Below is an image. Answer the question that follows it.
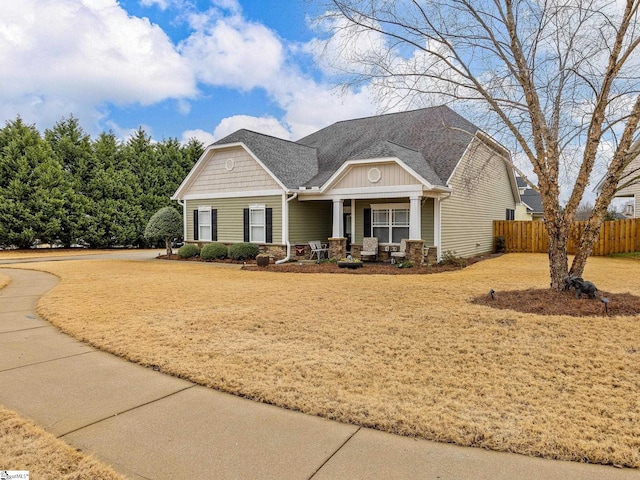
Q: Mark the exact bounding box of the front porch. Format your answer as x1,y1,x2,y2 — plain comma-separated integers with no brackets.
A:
294,194,445,264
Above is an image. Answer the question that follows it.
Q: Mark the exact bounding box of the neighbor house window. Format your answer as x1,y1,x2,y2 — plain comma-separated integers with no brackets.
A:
371,205,410,243
249,205,265,243
506,208,515,220
198,206,212,241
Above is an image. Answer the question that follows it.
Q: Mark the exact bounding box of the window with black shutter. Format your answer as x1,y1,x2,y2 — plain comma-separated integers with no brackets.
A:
193,209,199,241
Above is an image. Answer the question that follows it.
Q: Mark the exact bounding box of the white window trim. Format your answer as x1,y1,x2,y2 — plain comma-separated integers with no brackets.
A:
371,204,410,245
198,206,212,242
249,204,266,243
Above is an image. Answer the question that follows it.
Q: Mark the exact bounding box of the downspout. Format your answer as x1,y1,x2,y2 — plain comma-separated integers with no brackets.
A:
275,192,298,264
177,199,186,243
436,191,452,262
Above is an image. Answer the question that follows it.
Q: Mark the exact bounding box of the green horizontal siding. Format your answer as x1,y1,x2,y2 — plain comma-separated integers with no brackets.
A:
441,139,516,257
421,198,435,245
186,196,282,244
289,199,332,244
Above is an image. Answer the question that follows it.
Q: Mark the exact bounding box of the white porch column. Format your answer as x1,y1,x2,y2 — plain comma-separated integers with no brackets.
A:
434,196,442,261
332,198,344,238
351,199,356,242
410,196,422,239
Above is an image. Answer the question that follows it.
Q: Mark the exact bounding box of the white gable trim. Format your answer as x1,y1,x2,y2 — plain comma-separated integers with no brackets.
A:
172,142,287,200
182,189,284,200
447,133,520,204
320,157,435,193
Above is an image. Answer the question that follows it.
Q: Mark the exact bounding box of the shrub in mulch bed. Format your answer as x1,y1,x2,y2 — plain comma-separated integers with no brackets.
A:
242,260,477,275
472,288,640,317
159,252,499,274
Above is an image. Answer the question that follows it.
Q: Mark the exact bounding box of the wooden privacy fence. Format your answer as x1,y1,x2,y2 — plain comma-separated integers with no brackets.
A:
494,218,640,256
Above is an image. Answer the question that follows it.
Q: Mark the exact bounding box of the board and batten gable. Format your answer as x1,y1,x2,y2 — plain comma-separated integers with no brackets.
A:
185,196,282,244
183,146,281,197
441,137,517,257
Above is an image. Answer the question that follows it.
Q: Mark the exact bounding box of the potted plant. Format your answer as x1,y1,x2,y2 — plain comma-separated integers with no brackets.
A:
337,256,363,269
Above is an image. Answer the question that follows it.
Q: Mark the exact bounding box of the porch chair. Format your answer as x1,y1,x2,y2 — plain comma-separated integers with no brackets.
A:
390,239,407,264
309,240,329,260
360,237,379,261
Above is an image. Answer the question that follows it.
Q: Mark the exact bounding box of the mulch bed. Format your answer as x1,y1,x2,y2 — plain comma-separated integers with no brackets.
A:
472,289,640,317
158,253,500,274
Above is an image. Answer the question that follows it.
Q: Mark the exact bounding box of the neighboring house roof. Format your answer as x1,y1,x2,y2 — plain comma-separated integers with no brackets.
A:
297,105,479,187
213,129,318,189
520,188,543,214
516,176,527,189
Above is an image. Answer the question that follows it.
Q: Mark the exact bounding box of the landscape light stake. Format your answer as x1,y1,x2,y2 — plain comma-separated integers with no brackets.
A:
601,297,610,315
489,289,495,300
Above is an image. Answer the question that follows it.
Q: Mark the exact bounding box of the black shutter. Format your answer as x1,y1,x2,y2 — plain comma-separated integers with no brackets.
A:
266,208,273,243
193,209,199,241
211,209,217,242
364,208,371,237
243,208,250,242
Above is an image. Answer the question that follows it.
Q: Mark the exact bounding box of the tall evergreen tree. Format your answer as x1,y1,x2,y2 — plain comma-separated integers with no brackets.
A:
45,116,94,246
83,131,144,248
0,118,72,248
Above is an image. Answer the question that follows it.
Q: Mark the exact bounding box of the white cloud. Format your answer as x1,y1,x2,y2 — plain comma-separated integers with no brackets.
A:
181,128,216,146
213,115,292,140
140,0,169,9
179,16,284,91
176,4,377,141
0,0,196,131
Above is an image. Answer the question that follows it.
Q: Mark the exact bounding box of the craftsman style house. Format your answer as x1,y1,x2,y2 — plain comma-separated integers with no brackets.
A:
172,106,519,263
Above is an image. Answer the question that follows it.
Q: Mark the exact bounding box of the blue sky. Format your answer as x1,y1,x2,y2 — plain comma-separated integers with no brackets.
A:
0,0,378,145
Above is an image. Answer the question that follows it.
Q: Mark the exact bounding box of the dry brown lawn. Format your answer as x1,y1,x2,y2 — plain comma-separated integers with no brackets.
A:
0,249,146,260
0,404,124,479
0,273,9,289
10,253,640,468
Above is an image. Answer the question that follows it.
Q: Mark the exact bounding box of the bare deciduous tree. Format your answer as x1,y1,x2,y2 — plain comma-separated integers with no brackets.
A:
315,0,640,289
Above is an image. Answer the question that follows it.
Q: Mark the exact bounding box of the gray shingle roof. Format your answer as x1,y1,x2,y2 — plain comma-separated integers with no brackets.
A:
214,129,318,188
212,106,483,189
520,189,543,213
297,105,478,187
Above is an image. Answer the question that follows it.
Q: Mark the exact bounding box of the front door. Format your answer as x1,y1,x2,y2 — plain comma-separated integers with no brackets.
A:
343,213,352,253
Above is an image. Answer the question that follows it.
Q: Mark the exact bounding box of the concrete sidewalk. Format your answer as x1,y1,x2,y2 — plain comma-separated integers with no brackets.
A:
0,265,638,479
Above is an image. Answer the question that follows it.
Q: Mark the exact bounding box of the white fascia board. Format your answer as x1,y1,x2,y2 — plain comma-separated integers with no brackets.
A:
446,132,519,204
172,142,289,200
300,185,424,201
447,130,511,184
319,157,435,193
593,174,606,193
183,190,284,201
299,184,452,201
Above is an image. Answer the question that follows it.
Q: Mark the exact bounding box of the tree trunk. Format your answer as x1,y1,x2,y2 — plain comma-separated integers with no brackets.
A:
570,203,608,277
165,238,172,256
548,234,569,290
